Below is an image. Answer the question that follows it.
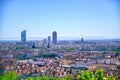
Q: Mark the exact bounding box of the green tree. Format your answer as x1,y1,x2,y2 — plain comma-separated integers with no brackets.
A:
0,71,19,80
106,76,115,80
94,69,104,80
77,69,115,80
0,70,116,80
117,46,120,52
42,53,57,58
61,76,74,80
77,70,94,80
35,76,41,80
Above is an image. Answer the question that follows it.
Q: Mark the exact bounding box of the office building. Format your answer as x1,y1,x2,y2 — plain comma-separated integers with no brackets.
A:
81,37,84,42
81,34,84,42
48,36,51,47
21,30,26,42
52,31,57,45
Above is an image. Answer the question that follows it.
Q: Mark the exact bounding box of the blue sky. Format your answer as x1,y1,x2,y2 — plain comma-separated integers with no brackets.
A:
0,0,120,40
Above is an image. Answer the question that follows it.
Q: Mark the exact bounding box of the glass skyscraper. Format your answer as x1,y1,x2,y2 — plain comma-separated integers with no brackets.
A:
52,31,57,45
48,36,51,45
21,30,26,42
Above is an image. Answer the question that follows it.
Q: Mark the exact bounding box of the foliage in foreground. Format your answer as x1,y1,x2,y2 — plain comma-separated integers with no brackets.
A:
0,71,19,80
0,69,116,80
77,69,115,80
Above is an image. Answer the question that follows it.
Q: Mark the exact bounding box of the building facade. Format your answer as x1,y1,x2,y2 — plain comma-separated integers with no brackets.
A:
48,36,51,45
52,31,57,45
21,30,26,42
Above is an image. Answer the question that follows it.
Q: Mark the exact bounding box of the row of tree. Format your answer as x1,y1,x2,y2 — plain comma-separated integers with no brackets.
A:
0,69,116,80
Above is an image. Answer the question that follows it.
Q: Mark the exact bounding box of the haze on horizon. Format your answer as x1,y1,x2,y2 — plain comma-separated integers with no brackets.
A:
0,0,120,40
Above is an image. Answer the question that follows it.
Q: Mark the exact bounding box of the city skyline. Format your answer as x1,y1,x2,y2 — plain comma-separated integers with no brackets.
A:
0,0,120,40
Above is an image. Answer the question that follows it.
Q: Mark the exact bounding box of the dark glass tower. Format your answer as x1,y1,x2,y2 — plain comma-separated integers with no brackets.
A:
21,30,26,42
48,36,51,45
47,36,51,48
81,37,84,42
52,31,57,45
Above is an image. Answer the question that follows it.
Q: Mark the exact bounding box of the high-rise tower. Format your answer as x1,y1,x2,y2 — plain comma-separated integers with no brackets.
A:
48,36,51,45
52,31,57,45
47,36,51,48
21,30,26,42
81,34,84,42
